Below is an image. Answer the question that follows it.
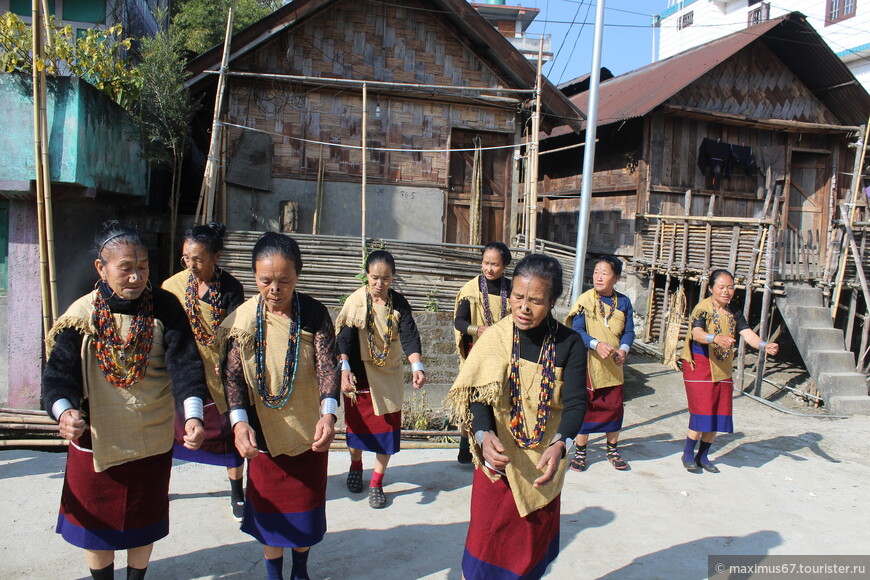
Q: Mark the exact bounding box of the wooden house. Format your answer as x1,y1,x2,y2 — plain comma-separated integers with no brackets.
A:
184,0,581,246
535,13,870,412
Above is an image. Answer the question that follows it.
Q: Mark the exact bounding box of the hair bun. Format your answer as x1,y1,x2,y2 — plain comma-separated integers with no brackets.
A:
206,221,226,239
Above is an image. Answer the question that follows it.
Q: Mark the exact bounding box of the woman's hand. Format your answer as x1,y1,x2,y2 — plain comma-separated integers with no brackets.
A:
477,325,489,336
482,432,510,471
534,441,565,487
713,335,736,350
340,370,357,394
612,349,628,366
595,342,615,359
412,370,426,390
312,414,336,452
183,418,205,450
233,421,259,459
764,342,779,356
58,409,86,441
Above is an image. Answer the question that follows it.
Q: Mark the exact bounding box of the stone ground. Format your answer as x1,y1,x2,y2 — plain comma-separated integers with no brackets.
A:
2,353,869,579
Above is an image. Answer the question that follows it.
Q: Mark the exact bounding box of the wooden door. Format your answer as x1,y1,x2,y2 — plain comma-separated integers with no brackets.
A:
446,129,512,245
784,151,829,279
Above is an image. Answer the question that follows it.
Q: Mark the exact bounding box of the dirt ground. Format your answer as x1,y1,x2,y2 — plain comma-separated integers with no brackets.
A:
2,353,869,579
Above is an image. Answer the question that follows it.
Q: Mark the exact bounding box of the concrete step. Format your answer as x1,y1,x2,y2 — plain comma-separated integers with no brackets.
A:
817,372,868,400
828,396,870,416
785,305,832,328
783,283,824,307
795,327,845,354
806,350,857,377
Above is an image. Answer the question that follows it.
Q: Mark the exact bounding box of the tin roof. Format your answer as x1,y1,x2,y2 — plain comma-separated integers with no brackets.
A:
549,12,869,138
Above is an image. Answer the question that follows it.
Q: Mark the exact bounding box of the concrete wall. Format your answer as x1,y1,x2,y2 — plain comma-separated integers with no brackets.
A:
0,75,148,197
227,180,445,243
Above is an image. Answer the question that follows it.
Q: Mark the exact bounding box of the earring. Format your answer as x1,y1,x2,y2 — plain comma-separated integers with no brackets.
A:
145,280,153,292
180,256,187,269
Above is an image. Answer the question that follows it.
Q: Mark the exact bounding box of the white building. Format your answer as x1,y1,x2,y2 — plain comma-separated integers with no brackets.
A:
655,0,870,91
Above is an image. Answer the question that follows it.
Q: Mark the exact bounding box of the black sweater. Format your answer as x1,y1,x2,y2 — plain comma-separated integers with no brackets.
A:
470,317,588,442
454,276,512,334
42,284,209,421
337,289,423,368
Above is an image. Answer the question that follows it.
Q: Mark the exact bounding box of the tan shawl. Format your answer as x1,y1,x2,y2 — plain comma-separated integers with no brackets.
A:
680,297,735,382
46,292,174,473
564,289,625,389
162,270,227,413
335,286,405,416
447,315,567,518
453,275,510,363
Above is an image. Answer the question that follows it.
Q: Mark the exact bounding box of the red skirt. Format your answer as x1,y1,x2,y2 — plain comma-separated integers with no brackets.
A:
56,430,172,550
462,467,560,580
344,389,401,455
241,449,328,548
172,399,243,468
683,351,734,433
579,382,624,434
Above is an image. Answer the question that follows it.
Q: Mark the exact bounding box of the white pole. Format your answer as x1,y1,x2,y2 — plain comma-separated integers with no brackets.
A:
361,83,367,259
570,0,606,303
528,36,544,252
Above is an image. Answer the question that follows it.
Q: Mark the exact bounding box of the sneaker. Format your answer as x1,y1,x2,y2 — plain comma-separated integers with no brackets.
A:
346,469,363,493
231,500,245,522
368,485,386,509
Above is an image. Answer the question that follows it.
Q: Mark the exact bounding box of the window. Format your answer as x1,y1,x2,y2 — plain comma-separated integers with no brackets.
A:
748,2,770,26
63,0,106,24
679,10,694,30
747,0,762,5
827,0,857,25
10,0,55,17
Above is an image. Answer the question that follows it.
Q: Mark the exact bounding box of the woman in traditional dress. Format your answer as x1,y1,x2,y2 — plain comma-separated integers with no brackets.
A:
564,255,634,471
453,241,512,464
448,253,587,580
162,221,247,519
42,221,208,580
680,269,778,472
222,232,339,580
335,249,426,509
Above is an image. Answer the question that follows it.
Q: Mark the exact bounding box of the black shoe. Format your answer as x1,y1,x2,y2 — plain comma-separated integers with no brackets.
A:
682,457,701,472
457,447,472,464
368,485,386,509
231,500,245,522
347,469,363,493
697,460,720,473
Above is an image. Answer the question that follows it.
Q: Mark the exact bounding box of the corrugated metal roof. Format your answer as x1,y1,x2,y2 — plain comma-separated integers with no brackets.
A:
549,12,869,139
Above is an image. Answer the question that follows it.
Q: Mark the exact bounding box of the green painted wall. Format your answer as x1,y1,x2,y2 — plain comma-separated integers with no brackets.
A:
0,74,148,197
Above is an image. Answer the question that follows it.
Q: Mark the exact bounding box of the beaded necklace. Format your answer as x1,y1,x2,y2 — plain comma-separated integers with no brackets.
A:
710,303,737,360
91,286,155,389
479,275,509,326
366,288,395,367
595,289,619,328
254,292,301,409
507,319,557,448
183,270,223,346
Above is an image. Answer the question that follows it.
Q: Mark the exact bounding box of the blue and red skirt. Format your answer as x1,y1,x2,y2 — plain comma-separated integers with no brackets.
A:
462,467,560,580
579,381,624,434
344,387,401,455
241,449,328,548
56,430,172,551
683,348,734,433
172,399,243,468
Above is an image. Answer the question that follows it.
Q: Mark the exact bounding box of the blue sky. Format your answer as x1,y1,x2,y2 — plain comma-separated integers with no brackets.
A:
520,0,671,84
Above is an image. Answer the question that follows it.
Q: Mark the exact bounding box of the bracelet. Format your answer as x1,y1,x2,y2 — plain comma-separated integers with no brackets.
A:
758,341,768,349
320,398,338,416
51,398,75,423
340,359,351,372
229,409,249,427
183,397,204,422
411,361,425,373
467,324,479,336
706,333,716,344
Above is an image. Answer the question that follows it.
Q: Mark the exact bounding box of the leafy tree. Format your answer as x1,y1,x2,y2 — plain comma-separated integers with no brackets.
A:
0,12,140,108
172,0,281,54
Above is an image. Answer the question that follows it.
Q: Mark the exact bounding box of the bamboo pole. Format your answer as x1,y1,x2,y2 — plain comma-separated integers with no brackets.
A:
753,177,783,396
361,83,367,259
639,213,772,225
38,0,58,324
699,194,717,298
200,5,234,224
527,37,543,251
312,145,324,234
0,439,68,448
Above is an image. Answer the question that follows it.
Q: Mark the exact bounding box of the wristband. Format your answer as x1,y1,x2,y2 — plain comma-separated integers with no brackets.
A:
51,398,74,423
229,409,249,427
474,430,492,445
340,359,351,372
411,361,425,373
320,397,338,416
706,333,716,344
758,341,768,349
183,397,204,422
467,324,479,336
590,339,600,349
619,344,631,354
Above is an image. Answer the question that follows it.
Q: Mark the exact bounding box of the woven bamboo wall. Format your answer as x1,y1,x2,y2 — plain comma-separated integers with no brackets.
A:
225,0,518,187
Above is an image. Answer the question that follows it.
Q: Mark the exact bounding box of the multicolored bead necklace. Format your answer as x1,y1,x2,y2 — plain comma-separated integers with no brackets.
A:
595,289,619,328
507,319,557,448
366,289,395,367
479,275,509,326
710,304,737,360
91,286,155,388
254,292,301,409
183,270,223,346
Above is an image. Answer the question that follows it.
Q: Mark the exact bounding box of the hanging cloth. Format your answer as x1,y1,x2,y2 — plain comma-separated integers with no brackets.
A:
469,135,483,246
